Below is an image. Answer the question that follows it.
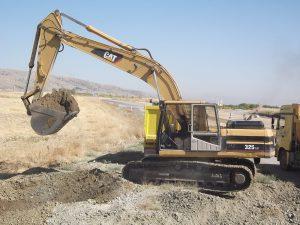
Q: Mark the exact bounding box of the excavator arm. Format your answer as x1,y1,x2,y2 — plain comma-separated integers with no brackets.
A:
21,10,182,135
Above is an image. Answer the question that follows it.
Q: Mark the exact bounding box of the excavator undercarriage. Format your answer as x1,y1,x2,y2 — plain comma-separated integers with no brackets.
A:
123,158,253,192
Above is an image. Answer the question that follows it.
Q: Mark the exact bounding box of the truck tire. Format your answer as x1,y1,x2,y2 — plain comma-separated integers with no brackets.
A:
279,150,291,170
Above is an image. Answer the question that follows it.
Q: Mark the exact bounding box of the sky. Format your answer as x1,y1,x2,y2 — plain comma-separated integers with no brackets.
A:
1,0,300,105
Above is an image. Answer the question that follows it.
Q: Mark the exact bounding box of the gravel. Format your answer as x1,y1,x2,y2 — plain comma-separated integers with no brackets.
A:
0,160,299,225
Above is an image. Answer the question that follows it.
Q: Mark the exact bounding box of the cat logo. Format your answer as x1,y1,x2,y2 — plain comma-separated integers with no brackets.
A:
91,48,122,63
103,51,118,62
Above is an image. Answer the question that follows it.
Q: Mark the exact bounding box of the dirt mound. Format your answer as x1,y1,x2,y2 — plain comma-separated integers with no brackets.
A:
0,168,125,225
46,173,300,225
35,89,79,113
93,151,144,164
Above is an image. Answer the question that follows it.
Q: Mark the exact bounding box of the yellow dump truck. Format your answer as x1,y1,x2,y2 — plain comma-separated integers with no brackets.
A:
273,104,300,170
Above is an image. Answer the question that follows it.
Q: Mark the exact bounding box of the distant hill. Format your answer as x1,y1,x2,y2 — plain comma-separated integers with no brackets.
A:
0,69,150,97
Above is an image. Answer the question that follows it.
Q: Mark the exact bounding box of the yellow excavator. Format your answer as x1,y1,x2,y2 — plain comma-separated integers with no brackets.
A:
21,10,274,192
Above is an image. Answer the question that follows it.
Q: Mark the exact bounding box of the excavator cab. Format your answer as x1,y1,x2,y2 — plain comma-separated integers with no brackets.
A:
156,101,221,152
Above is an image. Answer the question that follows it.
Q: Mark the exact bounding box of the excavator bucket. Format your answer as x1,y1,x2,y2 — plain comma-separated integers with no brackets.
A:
29,90,80,135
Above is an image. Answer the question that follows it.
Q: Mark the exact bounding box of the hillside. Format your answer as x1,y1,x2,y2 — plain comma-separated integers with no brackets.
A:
0,69,149,97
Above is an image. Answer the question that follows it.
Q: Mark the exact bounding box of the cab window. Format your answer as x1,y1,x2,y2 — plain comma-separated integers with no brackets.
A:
193,105,218,133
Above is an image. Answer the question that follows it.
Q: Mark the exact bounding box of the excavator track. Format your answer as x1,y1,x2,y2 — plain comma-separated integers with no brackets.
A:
122,159,253,192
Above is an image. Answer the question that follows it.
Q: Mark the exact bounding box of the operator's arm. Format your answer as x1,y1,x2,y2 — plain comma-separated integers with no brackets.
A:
21,10,185,135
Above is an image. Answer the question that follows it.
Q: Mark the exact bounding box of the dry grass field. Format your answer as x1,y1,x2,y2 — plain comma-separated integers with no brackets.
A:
0,92,143,173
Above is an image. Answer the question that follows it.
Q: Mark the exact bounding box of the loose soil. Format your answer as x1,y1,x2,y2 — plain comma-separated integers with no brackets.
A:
0,167,127,225
35,89,80,113
0,152,299,225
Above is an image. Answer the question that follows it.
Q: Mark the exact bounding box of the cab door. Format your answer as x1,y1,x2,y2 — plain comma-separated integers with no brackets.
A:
190,104,221,151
